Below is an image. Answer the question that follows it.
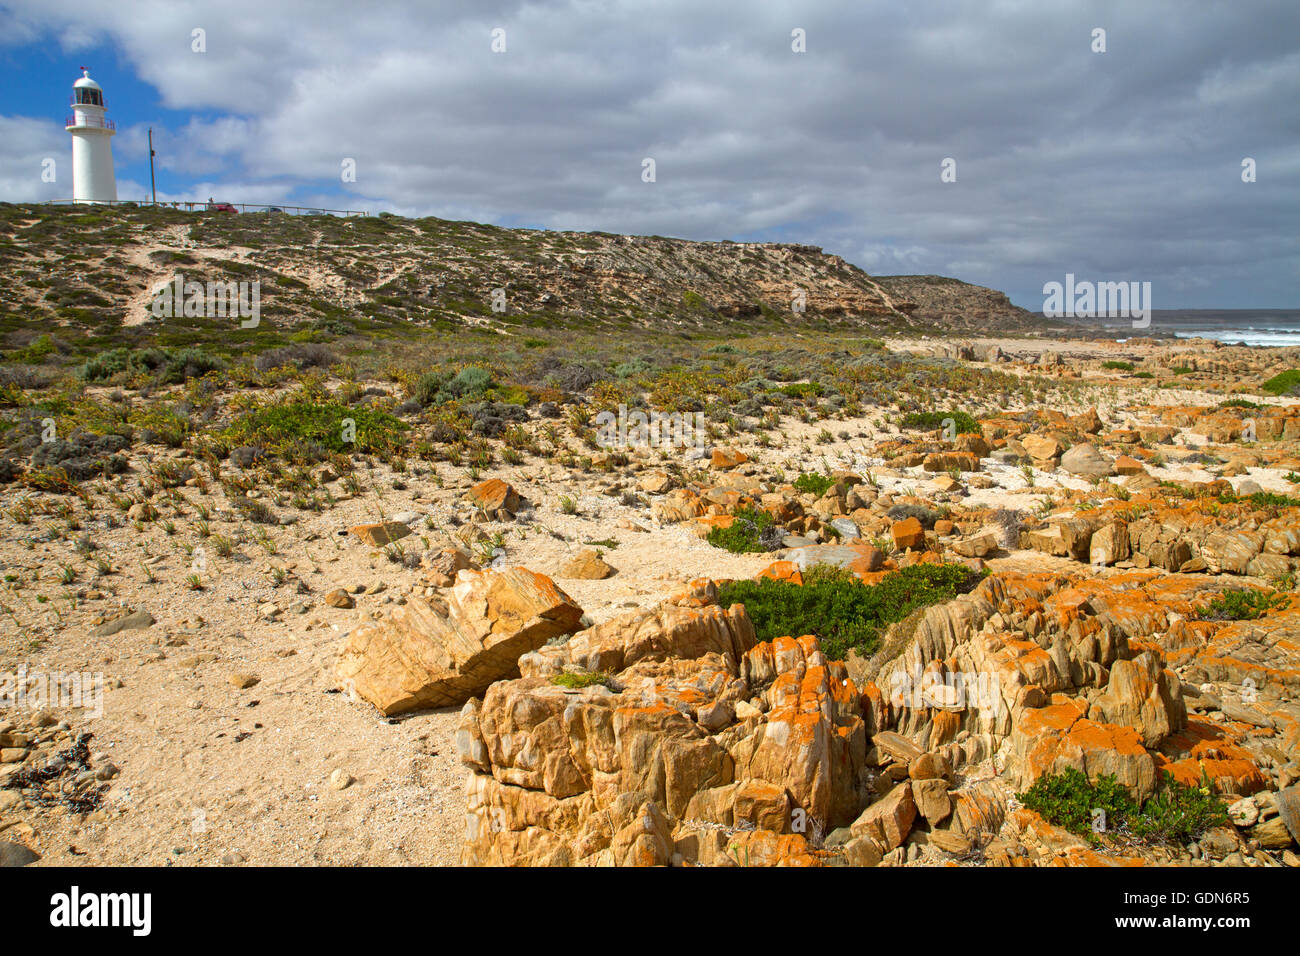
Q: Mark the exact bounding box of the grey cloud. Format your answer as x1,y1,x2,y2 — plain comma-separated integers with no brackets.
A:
3,0,1297,307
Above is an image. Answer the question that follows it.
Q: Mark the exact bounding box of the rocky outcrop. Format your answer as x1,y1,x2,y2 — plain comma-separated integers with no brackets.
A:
458,583,871,865
336,567,584,715
1015,498,1300,578
454,561,1299,866
1059,442,1115,479
465,478,521,519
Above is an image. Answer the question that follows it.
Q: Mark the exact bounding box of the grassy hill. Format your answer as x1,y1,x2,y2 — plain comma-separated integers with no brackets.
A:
0,203,1048,372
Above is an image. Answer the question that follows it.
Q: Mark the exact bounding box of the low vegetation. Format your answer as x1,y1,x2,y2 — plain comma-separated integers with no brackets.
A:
220,399,407,460
898,410,979,434
1199,587,1289,621
1018,768,1228,846
1261,369,1300,396
706,507,778,554
550,671,614,690
716,563,984,660
792,472,834,497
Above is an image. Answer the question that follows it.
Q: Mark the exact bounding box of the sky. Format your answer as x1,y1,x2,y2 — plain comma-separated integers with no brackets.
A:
1,0,1296,310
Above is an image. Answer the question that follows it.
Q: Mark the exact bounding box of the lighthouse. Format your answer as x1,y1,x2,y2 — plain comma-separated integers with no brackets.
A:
66,68,117,204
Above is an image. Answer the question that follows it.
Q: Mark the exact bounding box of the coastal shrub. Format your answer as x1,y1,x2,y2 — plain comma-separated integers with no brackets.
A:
79,348,135,381
5,334,58,364
464,400,528,437
29,433,129,481
1019,768,1227,845
411,369,452,406
1199,587,1288,621
550,671,614,690
538,359,606,392
411,365,495,406
613,358,653,378
793,472,834,497
220,400,406,458
253,343,337,372
1018,768,1137,840
1102,360,1135,371
777,382,824,399
449,365,493,397
147,347,225,384
898,410,979,434
81,346,226,384
1261,369,1300,396
706,507,776,554
1216,491,1300,515
0,365,52,390
716,562,983,660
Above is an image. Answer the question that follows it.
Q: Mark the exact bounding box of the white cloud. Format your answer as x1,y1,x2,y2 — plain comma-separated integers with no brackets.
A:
0,116,69,202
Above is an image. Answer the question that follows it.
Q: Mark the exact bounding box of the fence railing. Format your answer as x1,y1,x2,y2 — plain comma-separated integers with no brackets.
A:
65,114,115,130
45,199,368,217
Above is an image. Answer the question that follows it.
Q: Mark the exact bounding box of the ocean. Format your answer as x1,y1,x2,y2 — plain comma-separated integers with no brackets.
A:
1060,310,1300,347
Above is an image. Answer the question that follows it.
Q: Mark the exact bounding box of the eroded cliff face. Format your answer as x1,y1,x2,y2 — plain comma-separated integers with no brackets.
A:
0,202,1047,335
873,274,1047,333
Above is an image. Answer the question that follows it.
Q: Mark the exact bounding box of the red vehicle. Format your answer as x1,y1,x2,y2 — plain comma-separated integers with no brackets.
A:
207,202,238,213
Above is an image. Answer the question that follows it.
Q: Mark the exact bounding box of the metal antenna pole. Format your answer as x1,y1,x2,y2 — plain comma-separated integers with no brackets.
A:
148,128,157,204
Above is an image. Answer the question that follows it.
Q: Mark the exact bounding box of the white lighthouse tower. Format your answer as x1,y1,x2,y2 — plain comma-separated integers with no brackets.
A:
66,68,117,204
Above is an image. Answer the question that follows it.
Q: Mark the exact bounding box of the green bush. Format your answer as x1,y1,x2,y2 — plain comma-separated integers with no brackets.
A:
706,507,775,554
220,400,406,458
716,562,983,660
79,348,132,380
411,365,495,406
411,369,451,406
1018,767,1136,839
1199,587,1288,621
550,671,613,689
1242,491,1300,509
793,472,834,497
1018,768,1227,845
1261,369,1300,396
5,334,57,364
777,382,824,399
1102,360,1135,371
613,358,652,378
449,365,493,396
899,410,979,434
80,346,226,384
1127,776,1230,844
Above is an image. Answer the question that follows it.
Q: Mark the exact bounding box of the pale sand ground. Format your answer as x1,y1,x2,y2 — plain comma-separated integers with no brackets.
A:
0,461,772,866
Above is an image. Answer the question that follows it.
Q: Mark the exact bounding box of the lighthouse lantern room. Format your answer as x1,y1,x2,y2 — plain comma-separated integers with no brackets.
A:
66,68,117,204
